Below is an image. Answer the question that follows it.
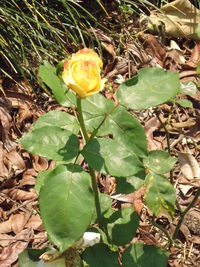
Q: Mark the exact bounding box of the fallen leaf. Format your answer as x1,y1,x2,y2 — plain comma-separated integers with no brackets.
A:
179,184,193,197
32,155,48,172
178,152,200,180
0,228,32,267
2,188,37,201
25,214,43,231
148,0,200,40
11,214,25,235
138,32,166,67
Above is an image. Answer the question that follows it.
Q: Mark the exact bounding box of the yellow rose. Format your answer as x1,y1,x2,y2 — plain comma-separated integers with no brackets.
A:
62,48,105,98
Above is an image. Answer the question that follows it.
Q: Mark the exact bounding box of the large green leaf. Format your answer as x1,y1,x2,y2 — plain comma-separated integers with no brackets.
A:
32,110,79,135
82,93,115,135
39,61,76,107
145,173,176,216
115,171,145,194
143,150,177,175
82,138,143,177
122,243,168,267
34,170,51,195
19,126,79,162
39,164,95,253
117,67,179,110
83,97,148,158
107,207,139,246
82,243,120,267
19,249,66,267
109,105,147,158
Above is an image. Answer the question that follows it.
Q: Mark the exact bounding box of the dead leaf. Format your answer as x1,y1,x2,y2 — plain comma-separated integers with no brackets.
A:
144,116,161,150
186,42,200,68
0,214,25,234
178,152,200,180
25,214,43,231
184,208,200,235
0,144,8,180
32,155,48,172
138,32,166,67
179,184,193,197
0,228,32,267
2,188,37,201
148,0,200,40
10,214,25,234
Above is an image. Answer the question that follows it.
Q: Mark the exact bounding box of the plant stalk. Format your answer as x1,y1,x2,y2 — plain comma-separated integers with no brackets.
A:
155,111,173,183
152,215,174,248
76,97,103,229
173,187,200,240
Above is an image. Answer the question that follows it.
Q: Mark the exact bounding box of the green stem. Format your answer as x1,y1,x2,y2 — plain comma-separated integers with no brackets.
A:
173,187,200,240
155,111,173,184
77,97,89,143
152,215,174,248
76,97,103,229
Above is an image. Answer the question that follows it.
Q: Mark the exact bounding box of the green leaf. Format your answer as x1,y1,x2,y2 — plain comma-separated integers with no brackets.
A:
39,61,76,107
82,243,120,267
32,110,79,135
34,170,51,195
82,138,143,177
143,150,177,174
109,105,148,158
39,164,95,253
145,173,176,216
115,171,145,194
107,207,139,246
19,126,79,162
197,61,200,75
82,93,115,135
117,67,179,110
176,99,193,108
122,243,168,267
19,248,66,267
179,81,197,96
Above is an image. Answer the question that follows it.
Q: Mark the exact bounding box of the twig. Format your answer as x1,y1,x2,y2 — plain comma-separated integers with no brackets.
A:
155,111,173,183
173,187,200,240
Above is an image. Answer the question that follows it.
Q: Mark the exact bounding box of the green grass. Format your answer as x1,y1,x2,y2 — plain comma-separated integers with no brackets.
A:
0,0,107,83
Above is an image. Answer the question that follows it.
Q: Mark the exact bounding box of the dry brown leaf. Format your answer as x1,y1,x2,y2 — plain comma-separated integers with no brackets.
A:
148,0,200,40
0,219,12,234
0,144,8,180
10,214,25,235
144,116,161,150
0,214,25,234
179,184,194,197
0,228,32,267
25,214,43,231
4,151,26,178
2,188,37,201
178,152,200,180
186,42,200,68
32,155,48,172
0,233,13,247
0,105,12,143
138,33,166,67
184,208,200,235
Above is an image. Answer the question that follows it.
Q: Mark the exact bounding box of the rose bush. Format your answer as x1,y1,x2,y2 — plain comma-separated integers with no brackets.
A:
62,48,105,98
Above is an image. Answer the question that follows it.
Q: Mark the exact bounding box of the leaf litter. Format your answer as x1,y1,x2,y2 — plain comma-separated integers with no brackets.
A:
0,1,200,266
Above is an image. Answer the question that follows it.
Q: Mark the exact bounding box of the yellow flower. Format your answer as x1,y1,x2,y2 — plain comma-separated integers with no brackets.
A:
62,48,105,98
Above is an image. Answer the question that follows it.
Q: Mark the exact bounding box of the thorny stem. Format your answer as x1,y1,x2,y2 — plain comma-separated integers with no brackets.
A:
173,187,200,240
76,97,103,229
155,111,173,184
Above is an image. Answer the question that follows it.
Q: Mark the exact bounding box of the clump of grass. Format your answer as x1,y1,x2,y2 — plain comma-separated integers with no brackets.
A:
0,0,106,83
